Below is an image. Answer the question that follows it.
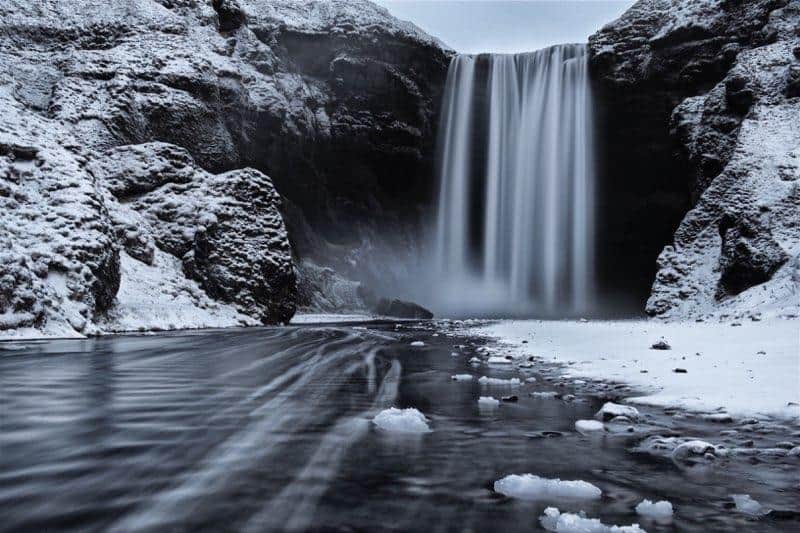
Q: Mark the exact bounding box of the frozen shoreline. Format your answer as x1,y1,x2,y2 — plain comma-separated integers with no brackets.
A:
471,319,800,422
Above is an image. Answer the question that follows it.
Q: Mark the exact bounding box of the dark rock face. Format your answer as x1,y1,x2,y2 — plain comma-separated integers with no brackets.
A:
590,0,800,318
1,0,449,334
717,214,788,298
91,144,296,325
373,298,434,320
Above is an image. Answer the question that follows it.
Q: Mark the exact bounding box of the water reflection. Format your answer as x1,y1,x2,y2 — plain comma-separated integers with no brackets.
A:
0,325,797,532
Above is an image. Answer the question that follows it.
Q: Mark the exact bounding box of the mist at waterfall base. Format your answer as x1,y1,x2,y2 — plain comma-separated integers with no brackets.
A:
403,45,599,319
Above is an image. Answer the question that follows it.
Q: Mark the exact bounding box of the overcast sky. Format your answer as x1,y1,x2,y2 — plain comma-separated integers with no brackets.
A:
373,0,636,54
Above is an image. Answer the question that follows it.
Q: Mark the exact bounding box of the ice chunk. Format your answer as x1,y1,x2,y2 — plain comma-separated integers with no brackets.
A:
493,474,601,501
595,402,639,422
451,374,473,381
540,507,645,532
469,357,482,365
410,341,425,347
479,376,521,386
575,420,605,434
372,408,431,433
487,356,513,364
731,494,769,516
478,396,500,407
635,499,674,518
530,391,558,398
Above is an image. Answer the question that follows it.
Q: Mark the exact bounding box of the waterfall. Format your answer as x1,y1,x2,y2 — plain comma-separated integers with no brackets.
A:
433,44,595,316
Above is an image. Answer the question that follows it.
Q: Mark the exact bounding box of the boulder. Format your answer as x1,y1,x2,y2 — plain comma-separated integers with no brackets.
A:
373,298,434,319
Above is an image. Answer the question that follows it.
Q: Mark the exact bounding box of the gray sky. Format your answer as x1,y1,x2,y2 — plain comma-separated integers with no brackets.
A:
373,1,636,54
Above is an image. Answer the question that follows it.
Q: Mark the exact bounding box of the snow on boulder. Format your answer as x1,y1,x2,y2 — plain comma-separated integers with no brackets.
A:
731,494,769,516
493,474,602,501
635,499,674,518
451,374,473,381
479,376,521,386
540,507,645,533
575,420,605,434
671,440,717,462
372,408,431,433
478,396,500,407
595,402,640,422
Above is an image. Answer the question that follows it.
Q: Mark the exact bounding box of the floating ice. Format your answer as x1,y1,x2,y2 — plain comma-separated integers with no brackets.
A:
530,391,558,398
478,396,500,407
635,499,674,518
575,420,605,434
410,341,425,347
451,374,473,381
493,474,601,501
479,376,521,386
372,408,431,433
469,357,482,365
731,494,769,516
540,507,645,533
595,402,639,422
487,356,513,364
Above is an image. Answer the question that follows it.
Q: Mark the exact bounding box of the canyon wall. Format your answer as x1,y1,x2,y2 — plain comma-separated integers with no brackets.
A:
0,0,449,336
590,0,800,319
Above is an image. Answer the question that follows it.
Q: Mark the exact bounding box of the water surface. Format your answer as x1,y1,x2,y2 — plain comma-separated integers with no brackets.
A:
1,322,797,532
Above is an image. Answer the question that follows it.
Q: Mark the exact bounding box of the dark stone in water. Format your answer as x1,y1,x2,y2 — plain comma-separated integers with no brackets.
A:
651,339,671,350
373,298,434,319
525,431,564,439
674,368,688,373
501,395,518,403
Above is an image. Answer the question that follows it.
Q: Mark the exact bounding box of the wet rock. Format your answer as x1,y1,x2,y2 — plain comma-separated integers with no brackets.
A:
650,339,671,350
373,298,434,319
596,402,640,422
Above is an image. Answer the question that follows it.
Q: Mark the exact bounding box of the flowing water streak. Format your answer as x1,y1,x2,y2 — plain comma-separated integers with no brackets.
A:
434,45,595,315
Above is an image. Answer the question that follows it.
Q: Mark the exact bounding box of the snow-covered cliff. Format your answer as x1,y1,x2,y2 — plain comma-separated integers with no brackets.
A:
590,0,800,320
0,0,449,338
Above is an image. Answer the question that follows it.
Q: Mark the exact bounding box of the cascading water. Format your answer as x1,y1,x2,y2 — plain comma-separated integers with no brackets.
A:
433,44,595,316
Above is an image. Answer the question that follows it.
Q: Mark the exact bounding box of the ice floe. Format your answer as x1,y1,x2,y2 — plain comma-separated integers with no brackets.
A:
372,408,431,433
478,396,500,407
410,341,425,347
479,376,521,386
635,499,674,518
731,494,769,516
451,374,473,381
487,356,513,364
539,507,645,532
575,420,605,434
493,474,601,501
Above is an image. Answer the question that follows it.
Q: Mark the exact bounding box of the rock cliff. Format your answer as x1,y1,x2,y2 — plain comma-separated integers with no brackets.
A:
590,0,800,319
0,0,449,337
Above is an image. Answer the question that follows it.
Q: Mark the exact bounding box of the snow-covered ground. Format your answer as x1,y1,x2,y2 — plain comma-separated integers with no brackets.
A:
472,319,799,421
289,313,379,324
